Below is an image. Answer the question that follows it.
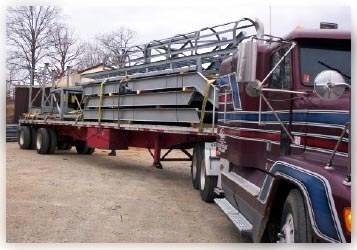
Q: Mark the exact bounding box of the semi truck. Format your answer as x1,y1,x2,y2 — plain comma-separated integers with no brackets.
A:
17,17,351,243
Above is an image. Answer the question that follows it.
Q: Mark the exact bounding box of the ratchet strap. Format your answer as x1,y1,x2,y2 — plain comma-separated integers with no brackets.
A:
199,79,215,131
98,78,109,126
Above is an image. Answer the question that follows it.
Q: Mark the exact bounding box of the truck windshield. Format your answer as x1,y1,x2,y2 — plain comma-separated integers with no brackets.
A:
299,39,351,86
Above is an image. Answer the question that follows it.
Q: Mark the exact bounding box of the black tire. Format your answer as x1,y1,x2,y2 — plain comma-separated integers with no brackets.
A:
57,141,67,150
75,140,88,154
18,126,31,149
47,128,57,154
199,153,217,202
75,140,94,155
36,128,50,154
86,147,95,155
30,127,37,149
278,189,311,243
57,141,72,150
191,143,203,190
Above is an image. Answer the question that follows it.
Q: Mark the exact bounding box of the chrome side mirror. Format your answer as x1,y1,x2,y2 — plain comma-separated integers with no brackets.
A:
237,39,258,83
314,70,349,100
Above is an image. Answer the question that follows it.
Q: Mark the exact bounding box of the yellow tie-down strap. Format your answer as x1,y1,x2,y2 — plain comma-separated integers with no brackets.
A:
117,76,130,127
199,79,215,131
23,112,38,120
98,78,109,126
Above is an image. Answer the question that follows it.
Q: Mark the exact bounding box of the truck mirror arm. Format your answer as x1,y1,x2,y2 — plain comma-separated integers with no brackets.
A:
325,122,350,171
260,93,296,144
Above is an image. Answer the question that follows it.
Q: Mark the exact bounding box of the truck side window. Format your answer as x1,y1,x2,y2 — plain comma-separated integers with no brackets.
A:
270,48,292,90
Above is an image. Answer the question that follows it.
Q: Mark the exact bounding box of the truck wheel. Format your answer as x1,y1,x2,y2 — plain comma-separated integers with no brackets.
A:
47,129,57,154
86,147,95,155
75,141,94,154
57,142,72,150
75,140,88,154
278,189,310,243
199,155,217,202
30,127,37,149
36,128,50,154
191,143,203,190
18,126,31,149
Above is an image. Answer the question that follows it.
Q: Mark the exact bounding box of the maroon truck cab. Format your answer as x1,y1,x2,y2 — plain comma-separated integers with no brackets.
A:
216,28,351,242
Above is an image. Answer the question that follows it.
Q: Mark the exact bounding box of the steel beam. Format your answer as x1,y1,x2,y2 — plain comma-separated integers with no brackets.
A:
82,72,217,107
83,108,200,123
86,91,195,108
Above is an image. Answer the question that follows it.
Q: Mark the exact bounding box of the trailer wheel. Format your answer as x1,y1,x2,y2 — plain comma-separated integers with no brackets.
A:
57,142,72,150
199,154,217,202
86,147,95,155
75,140,88,154
278,189,310,243
191,143,203,190
30,127,37,149
36,128,50,154
18,126,31,149
47,129,57,154
75,141,94,154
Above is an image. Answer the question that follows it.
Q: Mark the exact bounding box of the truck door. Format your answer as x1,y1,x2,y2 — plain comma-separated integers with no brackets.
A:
263,45,295,162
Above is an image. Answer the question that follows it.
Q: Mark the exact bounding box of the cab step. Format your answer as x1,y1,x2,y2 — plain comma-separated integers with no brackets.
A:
214,198,252,234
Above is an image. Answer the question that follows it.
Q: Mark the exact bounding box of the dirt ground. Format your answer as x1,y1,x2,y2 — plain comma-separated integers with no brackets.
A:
6,142,250,243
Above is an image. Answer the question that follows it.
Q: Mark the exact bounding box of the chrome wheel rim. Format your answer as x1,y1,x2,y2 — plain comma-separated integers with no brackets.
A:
278,213,294,243
192,152,197,178
200,159,205,190
19,130,24,145
36,133,42,150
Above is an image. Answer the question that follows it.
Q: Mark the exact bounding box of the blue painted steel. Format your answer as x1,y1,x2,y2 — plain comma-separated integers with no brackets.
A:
217,112,349,125
268,162,344,242
229,73,242,110
219,73,242,110
218,75,230,86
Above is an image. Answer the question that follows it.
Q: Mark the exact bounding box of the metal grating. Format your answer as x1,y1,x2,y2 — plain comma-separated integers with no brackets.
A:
214,198,253,233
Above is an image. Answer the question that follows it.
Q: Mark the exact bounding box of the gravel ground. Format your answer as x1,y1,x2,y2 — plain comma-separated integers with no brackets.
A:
6,142,250,243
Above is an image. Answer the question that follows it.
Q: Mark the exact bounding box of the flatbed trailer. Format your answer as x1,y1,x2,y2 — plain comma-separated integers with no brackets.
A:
18,119,216,168
16,17,351,243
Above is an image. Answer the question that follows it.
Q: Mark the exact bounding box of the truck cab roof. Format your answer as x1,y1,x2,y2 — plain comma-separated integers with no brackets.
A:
284,29,351,41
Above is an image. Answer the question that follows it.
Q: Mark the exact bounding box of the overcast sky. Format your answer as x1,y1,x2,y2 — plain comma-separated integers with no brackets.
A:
61,4,351,44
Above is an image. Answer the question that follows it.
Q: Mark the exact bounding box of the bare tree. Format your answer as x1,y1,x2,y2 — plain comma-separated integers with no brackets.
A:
49,23,82,80
6,63,19,100
96,27,136,68
75,41,105,71
6,6,61,86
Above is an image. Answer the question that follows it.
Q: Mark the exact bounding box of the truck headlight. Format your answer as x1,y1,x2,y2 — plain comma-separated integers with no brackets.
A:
343,207,351,233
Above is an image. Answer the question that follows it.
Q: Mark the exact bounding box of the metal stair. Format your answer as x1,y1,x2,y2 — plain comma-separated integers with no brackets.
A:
81,18,258,80
214,198,253,235
28,18,263,125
